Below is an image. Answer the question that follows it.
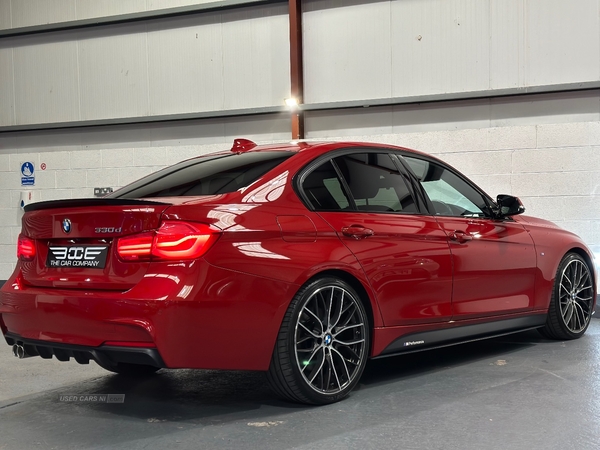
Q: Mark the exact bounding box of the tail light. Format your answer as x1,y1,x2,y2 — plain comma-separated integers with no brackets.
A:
117,221,220,262
17,234,36,261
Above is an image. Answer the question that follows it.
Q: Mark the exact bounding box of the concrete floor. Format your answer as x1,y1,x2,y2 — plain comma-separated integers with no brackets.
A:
0,320,599,450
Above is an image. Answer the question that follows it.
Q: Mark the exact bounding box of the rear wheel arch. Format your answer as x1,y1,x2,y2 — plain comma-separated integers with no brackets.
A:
305,269,378,337
567,247,597,289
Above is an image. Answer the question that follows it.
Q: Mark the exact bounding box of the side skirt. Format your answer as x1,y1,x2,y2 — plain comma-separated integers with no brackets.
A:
373,314,547,359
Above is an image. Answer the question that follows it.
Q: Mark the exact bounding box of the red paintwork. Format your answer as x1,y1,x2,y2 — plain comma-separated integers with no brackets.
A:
0,141,597,371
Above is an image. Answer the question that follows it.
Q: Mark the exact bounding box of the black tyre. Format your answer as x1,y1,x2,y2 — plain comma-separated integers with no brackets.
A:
267,277,370,405
539,253,595,340
96,360,160,377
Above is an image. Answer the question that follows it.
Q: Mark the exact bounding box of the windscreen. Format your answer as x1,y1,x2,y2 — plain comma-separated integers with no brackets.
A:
109,151,293,199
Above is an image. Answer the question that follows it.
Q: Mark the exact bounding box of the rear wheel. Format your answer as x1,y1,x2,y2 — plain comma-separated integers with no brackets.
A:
540,253,595,340
267,277,370,405
96,360,160,377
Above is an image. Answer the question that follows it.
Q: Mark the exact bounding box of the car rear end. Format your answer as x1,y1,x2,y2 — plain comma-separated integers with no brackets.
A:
0,146,302,372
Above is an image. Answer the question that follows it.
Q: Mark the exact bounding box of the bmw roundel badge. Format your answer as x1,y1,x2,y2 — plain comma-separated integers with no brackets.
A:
62,218,72,234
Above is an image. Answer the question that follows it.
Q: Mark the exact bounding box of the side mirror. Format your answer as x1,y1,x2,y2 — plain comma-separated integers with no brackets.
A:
495,194,525,217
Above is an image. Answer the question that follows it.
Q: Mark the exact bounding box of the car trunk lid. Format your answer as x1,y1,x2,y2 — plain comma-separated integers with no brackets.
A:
20,199,171,290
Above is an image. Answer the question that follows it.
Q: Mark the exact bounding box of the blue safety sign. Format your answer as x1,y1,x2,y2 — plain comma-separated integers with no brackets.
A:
21,162,35,186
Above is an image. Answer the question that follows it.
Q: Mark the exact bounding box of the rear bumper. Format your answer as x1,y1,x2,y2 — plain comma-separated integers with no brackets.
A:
0,261,296,371
5,333,165,368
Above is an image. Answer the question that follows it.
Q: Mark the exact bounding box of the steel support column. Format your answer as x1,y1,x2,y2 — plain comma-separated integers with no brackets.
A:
289,0,305,139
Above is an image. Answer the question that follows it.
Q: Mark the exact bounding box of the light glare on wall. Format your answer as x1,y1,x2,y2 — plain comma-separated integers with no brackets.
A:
284,98,299,108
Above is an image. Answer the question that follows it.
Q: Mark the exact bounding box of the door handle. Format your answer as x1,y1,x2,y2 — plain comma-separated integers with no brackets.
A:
449,230,473,243
342,225,375,240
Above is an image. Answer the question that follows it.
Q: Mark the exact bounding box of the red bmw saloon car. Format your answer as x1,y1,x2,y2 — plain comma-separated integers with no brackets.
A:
1,139,596,404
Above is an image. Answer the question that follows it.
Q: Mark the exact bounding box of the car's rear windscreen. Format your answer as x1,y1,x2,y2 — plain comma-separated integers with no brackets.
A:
109,151,294,198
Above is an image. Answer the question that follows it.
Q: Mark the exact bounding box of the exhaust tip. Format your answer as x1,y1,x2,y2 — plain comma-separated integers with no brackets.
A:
12,344,30,359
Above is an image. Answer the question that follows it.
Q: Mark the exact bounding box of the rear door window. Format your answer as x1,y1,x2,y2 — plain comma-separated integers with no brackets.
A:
300,152,417,213
333,153,417,213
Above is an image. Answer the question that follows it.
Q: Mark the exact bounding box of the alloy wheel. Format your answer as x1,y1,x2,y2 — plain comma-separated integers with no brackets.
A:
558,258,594,333
293,285,367,395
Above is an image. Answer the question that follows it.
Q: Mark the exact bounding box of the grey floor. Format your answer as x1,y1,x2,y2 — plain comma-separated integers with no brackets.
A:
0,319,599,450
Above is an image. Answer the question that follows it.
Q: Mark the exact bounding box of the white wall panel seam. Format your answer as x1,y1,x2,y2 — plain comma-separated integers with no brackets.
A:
75,40,82,122
144,25,151,119
10,46,15,124
220,14,226,110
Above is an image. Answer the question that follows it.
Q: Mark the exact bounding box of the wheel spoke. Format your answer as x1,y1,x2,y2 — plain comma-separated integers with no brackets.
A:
329,352,342,391
299,321,320,338
331,347,351,383
331,290,345,329
302,306,324,334
326,288,335,328
562,302,574,324
333,322,363,336
335,337,365,346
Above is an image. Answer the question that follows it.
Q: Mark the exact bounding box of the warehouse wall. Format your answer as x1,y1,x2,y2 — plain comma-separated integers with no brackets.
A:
0,3,290,126
0,0,229,30
303,0,600,103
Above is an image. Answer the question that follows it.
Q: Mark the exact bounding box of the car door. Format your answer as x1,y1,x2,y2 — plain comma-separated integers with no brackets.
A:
401,155,537,320
299,150,453,327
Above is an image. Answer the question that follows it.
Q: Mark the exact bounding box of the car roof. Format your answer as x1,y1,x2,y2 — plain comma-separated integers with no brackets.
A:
226,139,432,159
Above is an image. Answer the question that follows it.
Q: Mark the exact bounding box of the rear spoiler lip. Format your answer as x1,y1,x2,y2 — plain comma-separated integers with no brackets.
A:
24,198,171,213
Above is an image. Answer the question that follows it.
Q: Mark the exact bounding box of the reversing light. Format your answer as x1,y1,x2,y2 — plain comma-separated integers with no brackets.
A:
116,221,220,262
116,232,154,261
17,235,36,261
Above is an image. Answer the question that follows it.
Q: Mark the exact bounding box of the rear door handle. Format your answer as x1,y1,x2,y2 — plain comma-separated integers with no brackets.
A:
342,225,375,240
449,230,472,243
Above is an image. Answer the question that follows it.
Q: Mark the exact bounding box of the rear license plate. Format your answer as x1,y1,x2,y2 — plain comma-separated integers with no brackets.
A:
46,245,109,269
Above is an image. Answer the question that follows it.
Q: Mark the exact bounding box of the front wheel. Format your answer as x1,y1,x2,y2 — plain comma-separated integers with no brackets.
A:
267,277,370,405
540,253,595,340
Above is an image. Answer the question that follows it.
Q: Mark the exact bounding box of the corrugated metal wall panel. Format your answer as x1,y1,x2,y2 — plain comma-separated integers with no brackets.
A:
77,24,150,120
12,33,80,124
303,0,392,103
524,0,600,86
76,0,147,20
304,0,600,104
0,0,231,31
221,4,290,109
0,0,11,29
489,0,524,89
147,14,224,115
305,90,600,138
0,44,14,125
390,0,490,97
147,0,222,9
10,0,76,28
